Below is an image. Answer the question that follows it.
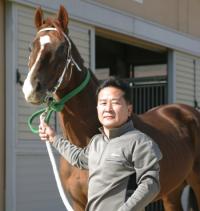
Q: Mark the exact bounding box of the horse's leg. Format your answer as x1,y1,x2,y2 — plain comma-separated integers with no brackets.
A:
69,170,88,211
162,183,185,211
60,159,88,211
186,161,200,211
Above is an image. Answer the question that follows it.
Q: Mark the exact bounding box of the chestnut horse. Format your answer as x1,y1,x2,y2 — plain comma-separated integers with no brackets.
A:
22,5,200,211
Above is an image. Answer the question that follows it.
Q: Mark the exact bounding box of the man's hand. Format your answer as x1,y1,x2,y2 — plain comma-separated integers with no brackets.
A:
39,115,56,143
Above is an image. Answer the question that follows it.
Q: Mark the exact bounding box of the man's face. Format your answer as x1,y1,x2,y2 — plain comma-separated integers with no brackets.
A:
97,86,132,130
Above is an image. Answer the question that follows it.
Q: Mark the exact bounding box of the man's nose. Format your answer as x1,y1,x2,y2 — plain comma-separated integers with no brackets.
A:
104,102,113,111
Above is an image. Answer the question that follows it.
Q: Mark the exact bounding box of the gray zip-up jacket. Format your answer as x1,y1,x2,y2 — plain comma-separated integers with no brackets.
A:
52,120,162,211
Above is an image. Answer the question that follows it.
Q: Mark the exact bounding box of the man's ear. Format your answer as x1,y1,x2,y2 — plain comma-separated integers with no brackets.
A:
128,104,133,117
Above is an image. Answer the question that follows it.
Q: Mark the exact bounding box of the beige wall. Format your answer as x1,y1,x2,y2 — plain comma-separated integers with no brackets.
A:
94,0,200,38
0,0,4,210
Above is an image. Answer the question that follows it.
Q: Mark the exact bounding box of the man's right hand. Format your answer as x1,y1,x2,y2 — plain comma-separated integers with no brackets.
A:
39,115,56,143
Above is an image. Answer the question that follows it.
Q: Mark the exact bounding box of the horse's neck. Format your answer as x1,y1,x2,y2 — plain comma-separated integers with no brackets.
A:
55,38,100,146
56,68,100,147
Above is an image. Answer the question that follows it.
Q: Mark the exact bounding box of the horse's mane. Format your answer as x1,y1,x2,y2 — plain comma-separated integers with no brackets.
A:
70,39,85,67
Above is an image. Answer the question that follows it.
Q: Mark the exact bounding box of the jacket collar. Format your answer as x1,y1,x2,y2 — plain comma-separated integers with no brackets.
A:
99,120,134,139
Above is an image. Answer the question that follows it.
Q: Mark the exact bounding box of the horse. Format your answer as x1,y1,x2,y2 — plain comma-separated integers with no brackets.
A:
22,5,200,211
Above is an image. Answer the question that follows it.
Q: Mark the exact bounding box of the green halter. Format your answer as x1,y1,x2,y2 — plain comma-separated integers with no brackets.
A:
28,70,91,134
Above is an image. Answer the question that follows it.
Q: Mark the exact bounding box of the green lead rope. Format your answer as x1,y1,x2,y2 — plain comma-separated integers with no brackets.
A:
28,70,91,134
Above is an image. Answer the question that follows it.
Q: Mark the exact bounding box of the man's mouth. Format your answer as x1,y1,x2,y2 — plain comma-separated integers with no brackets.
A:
104,115,114,119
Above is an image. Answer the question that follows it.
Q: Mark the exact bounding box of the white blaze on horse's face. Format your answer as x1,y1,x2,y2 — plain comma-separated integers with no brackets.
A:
23,35,51,103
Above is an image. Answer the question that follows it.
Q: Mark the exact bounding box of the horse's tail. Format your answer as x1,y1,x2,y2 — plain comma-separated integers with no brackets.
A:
186,107,200,211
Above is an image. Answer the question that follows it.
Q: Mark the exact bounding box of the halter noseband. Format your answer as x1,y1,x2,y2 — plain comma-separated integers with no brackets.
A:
37,27,82,97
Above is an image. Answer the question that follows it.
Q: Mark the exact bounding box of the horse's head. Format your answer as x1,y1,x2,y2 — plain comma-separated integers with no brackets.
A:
23,5,80,104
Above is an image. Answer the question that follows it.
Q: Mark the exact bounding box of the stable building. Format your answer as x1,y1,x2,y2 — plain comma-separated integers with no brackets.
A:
3,0,200,211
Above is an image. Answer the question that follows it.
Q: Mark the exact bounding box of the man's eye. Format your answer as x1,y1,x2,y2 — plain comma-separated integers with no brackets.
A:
112,101,120,104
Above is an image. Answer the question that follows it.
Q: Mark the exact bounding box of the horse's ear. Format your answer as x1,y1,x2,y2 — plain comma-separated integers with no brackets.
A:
57,5,69,32
34,7,43,30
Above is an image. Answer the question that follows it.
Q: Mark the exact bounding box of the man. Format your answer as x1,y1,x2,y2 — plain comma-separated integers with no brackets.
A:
39,79,162,211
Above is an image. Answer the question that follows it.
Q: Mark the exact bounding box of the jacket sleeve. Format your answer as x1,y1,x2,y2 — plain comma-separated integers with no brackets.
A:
119,133,162,211
52,135,90,170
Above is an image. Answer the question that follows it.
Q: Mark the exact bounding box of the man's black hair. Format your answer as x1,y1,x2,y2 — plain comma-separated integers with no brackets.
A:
96,78,132,104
